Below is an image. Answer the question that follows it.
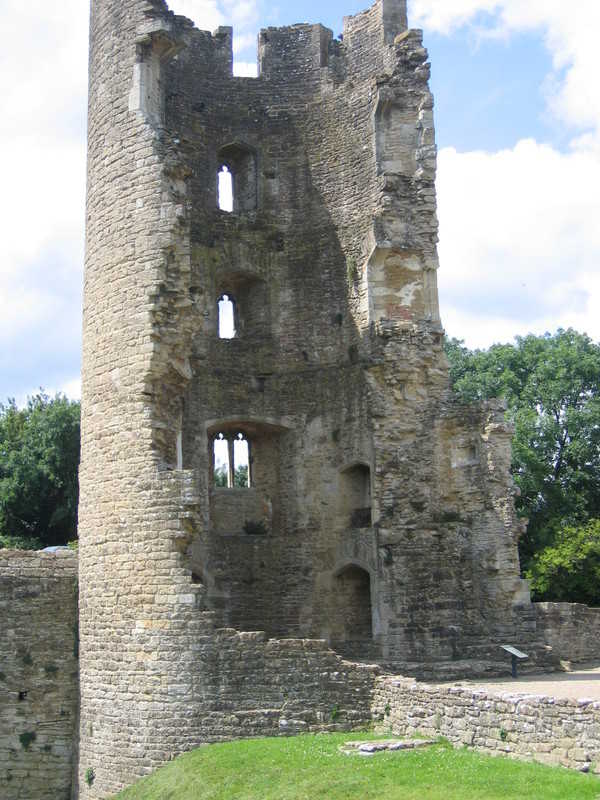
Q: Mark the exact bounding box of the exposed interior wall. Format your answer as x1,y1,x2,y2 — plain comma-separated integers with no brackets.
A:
0,550,78,800
166,0,534,670
175,0,411,647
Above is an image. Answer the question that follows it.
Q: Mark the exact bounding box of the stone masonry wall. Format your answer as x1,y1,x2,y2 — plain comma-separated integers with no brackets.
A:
374,676,600,773
536,603,600,664
182,631,378,741
80,0,550,795
80,2,386,796
0,550,78,800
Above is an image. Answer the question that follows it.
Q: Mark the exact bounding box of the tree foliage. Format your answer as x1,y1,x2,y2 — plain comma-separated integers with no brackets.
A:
527,520,600,607
445,329,600,601
214,464,249,488
0,393,80,549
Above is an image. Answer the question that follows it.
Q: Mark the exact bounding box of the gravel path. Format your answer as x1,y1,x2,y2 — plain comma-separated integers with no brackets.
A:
444,665,600,700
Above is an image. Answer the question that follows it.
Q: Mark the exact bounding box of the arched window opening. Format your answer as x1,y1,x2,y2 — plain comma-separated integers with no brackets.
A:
213,431,251,489
218,294,236,339
217,143,257,213
233,432,250,488
213,433,230,487
218,165,233,212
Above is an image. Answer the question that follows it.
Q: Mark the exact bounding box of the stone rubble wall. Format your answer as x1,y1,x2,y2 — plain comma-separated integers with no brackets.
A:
374,676,600,773
535,603,600,664
0,543,376,800
0,550,79,800
3,543,600,799
190,630,378,741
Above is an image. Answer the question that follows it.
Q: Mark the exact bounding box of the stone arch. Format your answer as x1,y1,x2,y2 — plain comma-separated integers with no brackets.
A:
329,562,374,660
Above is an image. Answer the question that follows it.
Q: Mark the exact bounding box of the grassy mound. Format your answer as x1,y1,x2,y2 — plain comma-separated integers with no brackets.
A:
113,733,600,800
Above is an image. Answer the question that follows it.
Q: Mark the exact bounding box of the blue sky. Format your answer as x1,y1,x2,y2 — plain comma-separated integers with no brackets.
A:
1,0,599,402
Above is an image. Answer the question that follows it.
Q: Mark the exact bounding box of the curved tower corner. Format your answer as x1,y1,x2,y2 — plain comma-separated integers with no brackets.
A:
80,0,211,796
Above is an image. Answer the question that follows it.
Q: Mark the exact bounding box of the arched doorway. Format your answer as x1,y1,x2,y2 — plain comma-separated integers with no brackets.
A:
330,565,374,660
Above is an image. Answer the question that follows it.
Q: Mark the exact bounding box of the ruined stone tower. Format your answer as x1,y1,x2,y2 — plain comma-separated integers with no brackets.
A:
80,0,537,794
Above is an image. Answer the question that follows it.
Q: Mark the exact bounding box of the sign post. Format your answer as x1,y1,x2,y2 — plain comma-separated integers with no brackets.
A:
501,645,529,678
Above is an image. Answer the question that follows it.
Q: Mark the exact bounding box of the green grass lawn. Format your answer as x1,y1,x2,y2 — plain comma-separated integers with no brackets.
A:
113,733,600,800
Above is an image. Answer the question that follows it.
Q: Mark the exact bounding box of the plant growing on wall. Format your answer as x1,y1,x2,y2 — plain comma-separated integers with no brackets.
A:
19,732,36,750
346,257,359,286
243,519,267,536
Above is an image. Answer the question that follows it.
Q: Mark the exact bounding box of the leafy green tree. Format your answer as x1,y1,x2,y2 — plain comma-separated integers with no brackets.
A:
233,464,249,488
0,532,43,550
214,464,249,488
0,393,80,549
214,466,228,488
445,329,600,576
527,520,600,606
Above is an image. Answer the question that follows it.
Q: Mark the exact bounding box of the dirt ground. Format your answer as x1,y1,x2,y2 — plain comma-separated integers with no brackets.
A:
446,664,600,701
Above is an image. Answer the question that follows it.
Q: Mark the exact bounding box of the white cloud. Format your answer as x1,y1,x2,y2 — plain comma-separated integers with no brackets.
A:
437,141,600,347
0,0,87,400
412,0,600,146
167,0,225,29
168,0,259,35
411,0,499,31
168,0,260,71
222,0,259,27
409,0,600,346
233,61,259,77
60,378,82,401
0,0,87,267
233,33,258,55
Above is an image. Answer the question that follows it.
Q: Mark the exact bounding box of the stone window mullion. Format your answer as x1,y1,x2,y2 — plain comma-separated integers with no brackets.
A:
227,436,235,488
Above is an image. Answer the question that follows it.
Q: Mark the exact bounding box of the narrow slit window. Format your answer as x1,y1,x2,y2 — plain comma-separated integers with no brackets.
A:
218,294,236,339
217,144,257,213
213,433,230,487
233,433,250,488
218,165,233,212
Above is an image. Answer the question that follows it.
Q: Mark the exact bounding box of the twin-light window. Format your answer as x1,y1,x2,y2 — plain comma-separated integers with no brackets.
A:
213,432,251,488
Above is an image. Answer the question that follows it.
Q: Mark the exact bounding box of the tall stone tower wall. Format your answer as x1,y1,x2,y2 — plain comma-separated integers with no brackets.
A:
80,0,537,795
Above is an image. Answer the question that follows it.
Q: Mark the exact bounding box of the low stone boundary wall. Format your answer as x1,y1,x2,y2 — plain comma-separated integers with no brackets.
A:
535,602,600,664
373,676,600,772
0,549,79,800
